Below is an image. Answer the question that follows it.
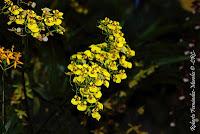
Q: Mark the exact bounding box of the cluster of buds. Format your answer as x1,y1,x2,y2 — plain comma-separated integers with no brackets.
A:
0,46,23,70
66,17,135,121
1,0,65,41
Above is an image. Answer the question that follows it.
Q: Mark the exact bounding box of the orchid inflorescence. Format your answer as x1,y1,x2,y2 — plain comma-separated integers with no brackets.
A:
66,17,135,121
1,0,65,41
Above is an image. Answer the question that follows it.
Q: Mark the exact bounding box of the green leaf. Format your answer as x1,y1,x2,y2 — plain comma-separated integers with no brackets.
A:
138,20,161,40
5,114,18,133
155,55,189,66
0,121,6,134
33,97,41,115
32,87,51,101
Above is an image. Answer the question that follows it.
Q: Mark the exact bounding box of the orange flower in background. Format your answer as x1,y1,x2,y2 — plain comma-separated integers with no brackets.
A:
0,46,23,69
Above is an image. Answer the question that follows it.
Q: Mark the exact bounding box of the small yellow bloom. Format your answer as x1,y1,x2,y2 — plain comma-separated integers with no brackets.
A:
44,17,54,26
71,95,81,105
74,70,82,75
109,52,119,60
90,45,101,53
89,73,98,78
104,80,109,88
31,32,41,38
15,15,25,25
73,76,85,83
9,5,22,15
87,95,97,103
95,53,105,62
95,79,103,86
67,63,75,71
36,15,43,21
107,24,116,30
76,54,83,60
54,18,62,25
84,50,93,59
137,106,145,115
53,10,63,18
113,71,127,84
80,88,90,97
27,23,40,33
94,91,102,99
128,50,135,57
89,86,99,92
92,111,101,121
96,102,103,110
97,42,108,48
15,19,25,25
109,61,118,71
120,56,132,68
120,73,127,79
116,42,124,48
77,101,87,111
27,10,37,18
113,76,122,83
127,62,132,68
4,0,13,5
102,69,110,78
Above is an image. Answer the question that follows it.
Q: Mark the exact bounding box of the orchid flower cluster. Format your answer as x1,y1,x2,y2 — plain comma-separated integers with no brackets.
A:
1,0,65,41
66,17,135,121
0,46,23,70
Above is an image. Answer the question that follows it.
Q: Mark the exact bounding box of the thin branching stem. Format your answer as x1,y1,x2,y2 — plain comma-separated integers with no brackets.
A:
21,37,33,134
1,70,5,127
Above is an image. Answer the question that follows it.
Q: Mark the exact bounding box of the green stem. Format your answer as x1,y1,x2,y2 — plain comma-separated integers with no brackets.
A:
1,70,5,127
21,37,33,134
